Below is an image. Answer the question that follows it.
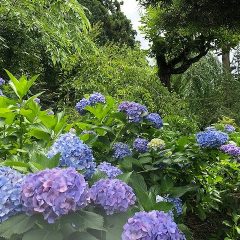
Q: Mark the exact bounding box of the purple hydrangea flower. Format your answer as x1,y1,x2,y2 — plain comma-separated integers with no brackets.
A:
47,132,96,179
133,138,149,153
196,130,228,148
224,124,235,133
122,210,186,240
89,92,106,105
0,167,24,223
21,168,90,223
0,77,5,86
75,98,91,115
145,113,163,129
34,98,40,104
220,143,240,157
90,179,136,215
118,101,148,123
97,162,123,179
113,142,132,159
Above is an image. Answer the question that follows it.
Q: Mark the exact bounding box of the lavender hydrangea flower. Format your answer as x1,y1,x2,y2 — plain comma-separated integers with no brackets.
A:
21,168,89,223
118,101,148,123
34,98,40,104
224,124,235,133
97,162,123,179
90,179,136,215
145,113,163,129
196,130,228,148
0,77,5,86
75,98,91,115
113,142,132,159
89,92,106,105
47,132,96,179
133,138,149,153
220,143,240,157
0,167,24,222
122,210,186,240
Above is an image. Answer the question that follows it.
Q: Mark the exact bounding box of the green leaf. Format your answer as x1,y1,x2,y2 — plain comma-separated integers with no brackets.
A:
117,172,132,183
23,229,63,240
68,232,98,240
80,211,105,231
168,185,197,197
0,214,37,239
105,213,130,240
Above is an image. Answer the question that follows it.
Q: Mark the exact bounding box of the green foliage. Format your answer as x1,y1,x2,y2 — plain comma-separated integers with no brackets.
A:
79,0,137,46
173,54,240,126
62,44,190,119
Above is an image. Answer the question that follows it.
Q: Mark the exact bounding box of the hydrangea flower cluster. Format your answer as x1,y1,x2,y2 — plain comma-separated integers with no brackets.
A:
47,132,96,178
196,129,228,148
148,138,165,150
156,195,183,216
21,168,90,223
145,113,163,129
133,138,149,153
75,93,105,115
118,101,148,123
0,77,5,86
220,143,240,157
97,162,123,179
224,124,235,133
0,167,24,223
122,210,186,240
75,98,91,115
90,179,136,215
89,92,106,105
113,142,132,159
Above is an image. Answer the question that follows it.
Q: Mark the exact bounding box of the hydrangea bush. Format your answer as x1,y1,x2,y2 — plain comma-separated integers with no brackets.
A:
0,73,239,240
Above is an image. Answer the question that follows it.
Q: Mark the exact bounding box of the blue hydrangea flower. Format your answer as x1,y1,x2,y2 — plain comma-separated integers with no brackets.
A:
0,77,5,86
196,130,228,148
97,162,123,179
133,138,149,153
0,167,24,222
34,98,40,104
47,132,96,179
122,210,186,240
90,179,136,215
75,98,91,115
89,92,106,105
220,143,240,157
224,124,235,133
21,168,90,223
113,142,132,159
145,113,163,129
156,195,183,216
0,90,4,96
118,101,148,123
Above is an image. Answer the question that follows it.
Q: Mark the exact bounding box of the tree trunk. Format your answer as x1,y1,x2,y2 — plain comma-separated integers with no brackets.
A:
222,49,231,72
156,55,172,91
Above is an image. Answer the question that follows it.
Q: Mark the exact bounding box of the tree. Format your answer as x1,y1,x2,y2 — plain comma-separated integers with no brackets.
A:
139,1,240,90
0,0,96,105
79,0,137,46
